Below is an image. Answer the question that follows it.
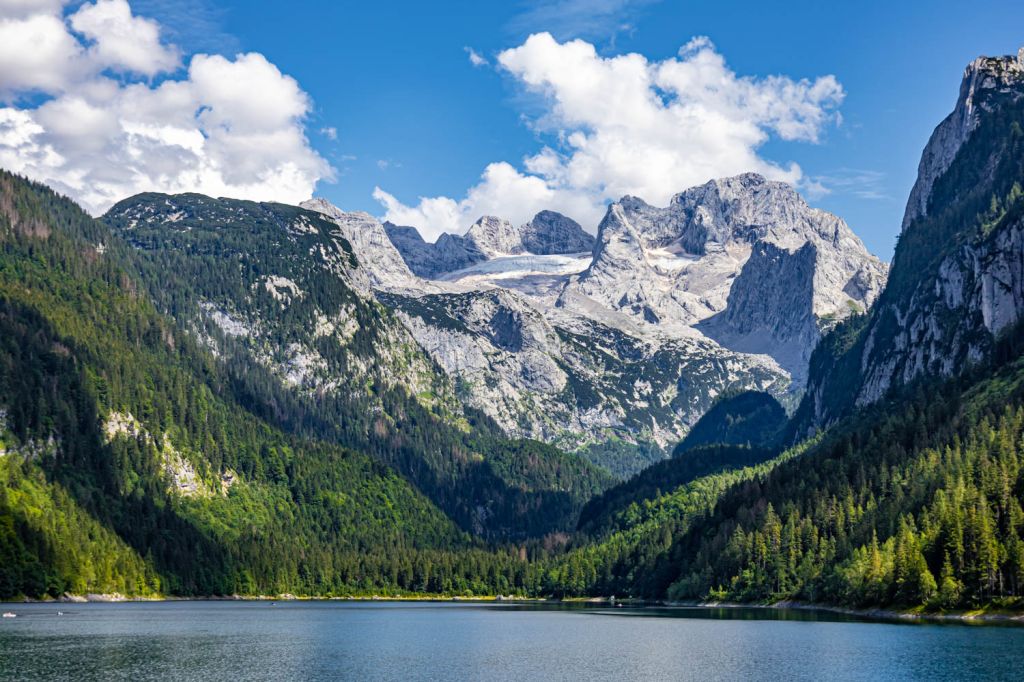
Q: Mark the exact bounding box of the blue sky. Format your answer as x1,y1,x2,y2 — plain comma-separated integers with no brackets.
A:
2,1,1023,259
222,0,1024,260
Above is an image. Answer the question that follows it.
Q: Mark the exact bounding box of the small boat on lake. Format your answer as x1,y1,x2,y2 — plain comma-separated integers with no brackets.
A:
2,612,15,618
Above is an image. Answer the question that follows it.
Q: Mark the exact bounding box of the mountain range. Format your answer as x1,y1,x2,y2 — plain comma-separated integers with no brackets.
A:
2,48,1024,613
289,171,886,476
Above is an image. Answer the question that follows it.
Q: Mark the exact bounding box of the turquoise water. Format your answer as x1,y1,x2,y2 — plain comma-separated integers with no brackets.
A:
0,601,1021,681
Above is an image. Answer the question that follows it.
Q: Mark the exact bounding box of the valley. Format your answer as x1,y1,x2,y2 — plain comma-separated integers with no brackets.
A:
2,43,1024,621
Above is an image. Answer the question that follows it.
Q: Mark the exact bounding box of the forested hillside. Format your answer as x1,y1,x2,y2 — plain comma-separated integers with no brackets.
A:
0,171,595,599
3,50,1024,612
533,328,1024,608
103,194,610,540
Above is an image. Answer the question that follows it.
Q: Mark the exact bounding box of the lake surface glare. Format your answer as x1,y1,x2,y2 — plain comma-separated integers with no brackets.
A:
1,601,1021,681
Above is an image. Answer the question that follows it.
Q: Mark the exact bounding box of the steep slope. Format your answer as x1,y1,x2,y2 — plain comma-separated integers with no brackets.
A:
379,287,787,462
561,174,888,384
0,171,478,598
542,337,1024,607
299,198,418,291
377,177,883,476
367,178,886,477
521,210,595,255
464,216,525,258
798,49,1024,432
674,391,787,453
532,48,1024,613
382,223,464,279
102,192,611,540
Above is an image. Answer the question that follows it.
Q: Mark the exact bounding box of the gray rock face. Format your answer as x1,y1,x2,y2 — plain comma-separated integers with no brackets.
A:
300,198,417,291
699,240,821,383
856,220,1024,408
521,211,595,255
858,51,1024,407
561,173,888,383
364,175,887,472
382,222,486,278
903,53,1024,230
798,48,1024,432
464,216,524,257
380,287,788,453
434,232,487,273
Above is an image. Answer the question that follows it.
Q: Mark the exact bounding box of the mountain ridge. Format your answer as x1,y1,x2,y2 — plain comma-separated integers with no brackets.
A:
797,48,1024,432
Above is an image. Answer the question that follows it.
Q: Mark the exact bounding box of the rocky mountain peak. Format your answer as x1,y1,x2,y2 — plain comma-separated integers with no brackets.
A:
464,215,523,257
797,50,1024,432
520,210,595,255
903,48,1024,230
387,210,595,278
563,173,887,384
300,197,344,219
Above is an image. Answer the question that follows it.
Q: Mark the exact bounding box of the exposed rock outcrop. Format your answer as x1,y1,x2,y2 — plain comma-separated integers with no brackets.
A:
381,288,788,452
520,211,594,255
464,216,524,258
301,198,417,291
798,48,1024,432
561,173,888,383
902,51,1024,230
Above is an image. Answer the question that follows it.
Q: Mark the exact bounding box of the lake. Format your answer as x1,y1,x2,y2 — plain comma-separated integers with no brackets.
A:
1,601,1022,681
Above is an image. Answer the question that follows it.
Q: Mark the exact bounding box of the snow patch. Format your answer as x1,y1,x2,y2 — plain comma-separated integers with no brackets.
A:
645,246,697,272
289,215,319,235
442,253,591,281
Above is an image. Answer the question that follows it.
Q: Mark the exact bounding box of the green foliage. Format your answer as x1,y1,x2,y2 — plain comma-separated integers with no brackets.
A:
0,455,159,598
574,439,667,481
533,443,812,598
661,349,1024,609
675,391,787,454
0,171,555,598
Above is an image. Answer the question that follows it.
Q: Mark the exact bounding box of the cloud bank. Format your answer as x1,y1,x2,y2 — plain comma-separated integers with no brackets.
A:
377,33,844,241
0,0,329,215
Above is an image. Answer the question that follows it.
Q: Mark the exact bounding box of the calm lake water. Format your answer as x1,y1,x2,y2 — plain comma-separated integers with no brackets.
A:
1,601,1022,681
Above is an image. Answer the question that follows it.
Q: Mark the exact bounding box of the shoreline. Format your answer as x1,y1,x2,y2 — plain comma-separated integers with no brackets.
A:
6,593,550,604
664,599,1024,625
6,594,1024,625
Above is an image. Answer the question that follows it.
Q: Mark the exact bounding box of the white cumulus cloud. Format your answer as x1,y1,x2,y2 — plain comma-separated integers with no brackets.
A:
70,0,180,75
377,33,843,241
0,0,330,215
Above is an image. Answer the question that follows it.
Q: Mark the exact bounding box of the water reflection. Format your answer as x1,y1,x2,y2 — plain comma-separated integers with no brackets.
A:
0,601,1022,681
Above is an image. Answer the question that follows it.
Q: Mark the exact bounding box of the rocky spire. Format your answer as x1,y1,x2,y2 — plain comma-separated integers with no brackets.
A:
902,49,1024,230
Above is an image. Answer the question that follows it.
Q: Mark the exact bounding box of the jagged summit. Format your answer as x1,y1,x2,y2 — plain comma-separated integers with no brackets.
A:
521,211,595,255
464,215,523,258
300,196,344,217
903,48,1024,230
799,49,1024,430
560,173,888,384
